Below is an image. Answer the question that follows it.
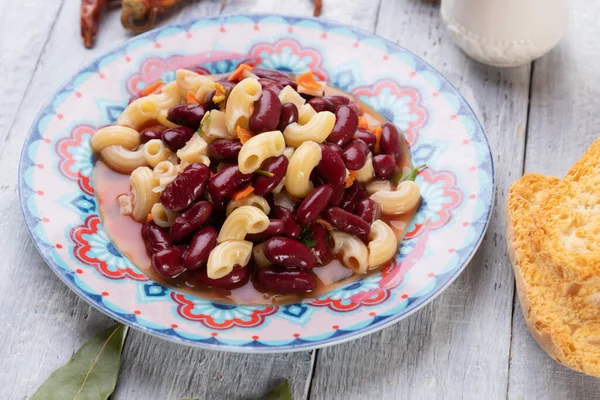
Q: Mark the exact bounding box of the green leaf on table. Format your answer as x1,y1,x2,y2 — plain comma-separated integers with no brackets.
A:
262,379,292,400
31,324,128,400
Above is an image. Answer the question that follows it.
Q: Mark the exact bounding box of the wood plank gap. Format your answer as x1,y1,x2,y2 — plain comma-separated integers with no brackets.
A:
305,348,319,399
520,61,536,176
2,0,66,144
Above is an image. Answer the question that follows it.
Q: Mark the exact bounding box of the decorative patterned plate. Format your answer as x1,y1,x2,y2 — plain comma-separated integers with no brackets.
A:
19,14,493,352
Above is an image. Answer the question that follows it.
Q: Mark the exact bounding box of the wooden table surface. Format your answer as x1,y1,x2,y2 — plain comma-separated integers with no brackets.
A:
1,0,599,399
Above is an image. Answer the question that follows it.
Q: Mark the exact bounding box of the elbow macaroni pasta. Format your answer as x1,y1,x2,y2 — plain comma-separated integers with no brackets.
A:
283,111,335,147
90,126,140,151
176,134,210,166
367,220,398,268
278,85,306,109
225,77,262,134
175,69,216,101
207,240,253,279
370,180,421,215
101,146,146,174
130,166,160,222
217,206,270,243
151,203,179,228
226,194,271,216
330,231,370,274
355,154,375,182
365,180,393,195
117,96,159,130
285,141,322,198
297,104,317,125
199,110,232,142
237,130,285,173
143,139,174,168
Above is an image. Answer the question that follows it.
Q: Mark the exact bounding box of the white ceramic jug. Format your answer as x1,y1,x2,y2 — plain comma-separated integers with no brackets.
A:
441,0,568,67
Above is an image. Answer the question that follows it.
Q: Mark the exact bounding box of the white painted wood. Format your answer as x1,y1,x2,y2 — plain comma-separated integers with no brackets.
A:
310,0,531,399
0,2,136,398
508,1,600,398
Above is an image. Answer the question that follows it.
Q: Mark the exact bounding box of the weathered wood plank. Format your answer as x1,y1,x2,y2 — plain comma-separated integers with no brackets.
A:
508,2,600,398
114,2,383,399
0,2,142,398
310,0,530,399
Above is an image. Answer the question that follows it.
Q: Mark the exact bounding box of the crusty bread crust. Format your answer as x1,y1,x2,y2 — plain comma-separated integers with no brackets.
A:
507,143,600,378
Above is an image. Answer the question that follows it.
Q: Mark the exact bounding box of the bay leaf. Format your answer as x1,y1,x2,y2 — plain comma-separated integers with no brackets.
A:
262,380,292,400
32,324,128,400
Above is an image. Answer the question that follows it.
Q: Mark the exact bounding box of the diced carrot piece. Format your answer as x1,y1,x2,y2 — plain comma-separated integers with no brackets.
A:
232,186,254,201
344,170,359,188
372,126,382,153
297,71,322,91
228,64,253,81
146,213,153,222
316,218,333,232
236,126,253,144
186,91,197,104
358,116,369,130
142,81,164,96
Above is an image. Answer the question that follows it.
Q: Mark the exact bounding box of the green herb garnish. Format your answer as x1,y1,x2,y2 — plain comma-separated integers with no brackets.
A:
198,113,211,134
298,227,316,248
392,164,427,184
255,169,275,178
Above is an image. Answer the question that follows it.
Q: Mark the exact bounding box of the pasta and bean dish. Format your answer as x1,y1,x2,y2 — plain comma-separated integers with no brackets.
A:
91,65,422,304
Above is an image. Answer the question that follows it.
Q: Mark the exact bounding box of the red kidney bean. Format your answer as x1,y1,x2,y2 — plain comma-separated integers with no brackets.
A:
209,193,228,211
354,198,381,224
372,154,396,179
308,97,333,113
256,268,316,292
253,155,288,196
310,223,329,263
208,165,253,199
161,163,210,212
324,95,350,109
162,127,195,152
347,102,360,115
194,264,250,290
170,201,214,243
141,221,171,255
329,181,345,206
264,236,317,269
316,144,346,186
204,89,218,111
278,79,298,91
167,103,206,130
277,102,299,131
273,205,301,238
181,226,217,270
207,139,242,162
246,219,285,242
323,207,371,241
151,247,185,278
380,122,403,163
354,128,376,150
140,125,167,143
327,143,344,159
297,184,333,226
257,78,284,94
252,67,289,81
341,182,368,212
342,140,369,170
327,105,359,147
249,89,282,134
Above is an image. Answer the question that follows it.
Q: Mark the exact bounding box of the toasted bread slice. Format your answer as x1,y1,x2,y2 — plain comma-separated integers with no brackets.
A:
507,143,600,377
